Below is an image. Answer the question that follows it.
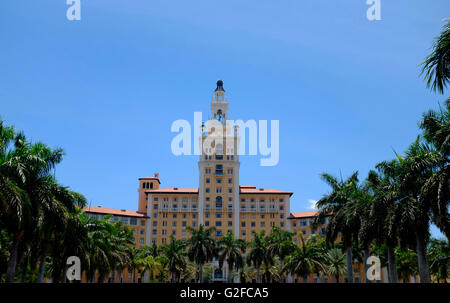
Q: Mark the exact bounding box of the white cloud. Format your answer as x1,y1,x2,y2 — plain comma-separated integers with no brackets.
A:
308,199,318,210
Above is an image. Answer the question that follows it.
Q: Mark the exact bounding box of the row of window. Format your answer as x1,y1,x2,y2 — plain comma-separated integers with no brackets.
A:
241,198,285,203
205,187,233,193
206,178,233,184
204,167,233,174
154,197,197,202
87,214,145,227
291,218,328,227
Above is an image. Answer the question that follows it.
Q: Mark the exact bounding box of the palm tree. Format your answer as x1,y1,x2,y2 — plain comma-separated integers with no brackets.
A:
284,234,327,283
362,169,400,282
161,235,186,283
140,255,164,282
395,248,419,283
419,99,450,238
217,231,246,283
421,20,450,94
376,140,436,283
313,172,362,283
427,238,449,283
325,248,347,283
246,230,269,283
266,226,295,282
239,264,257,283
186,225,216,283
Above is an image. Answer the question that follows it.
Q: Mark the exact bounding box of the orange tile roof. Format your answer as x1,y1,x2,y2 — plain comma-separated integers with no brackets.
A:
144,186,293,196
83,206,147,218
239,186,293,196
289,211,319,219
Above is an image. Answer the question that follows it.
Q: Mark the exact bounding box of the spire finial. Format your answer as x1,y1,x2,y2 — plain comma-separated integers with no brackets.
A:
215,79,225,92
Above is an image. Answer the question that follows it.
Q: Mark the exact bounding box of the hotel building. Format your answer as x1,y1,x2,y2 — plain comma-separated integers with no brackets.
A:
83,80,390,283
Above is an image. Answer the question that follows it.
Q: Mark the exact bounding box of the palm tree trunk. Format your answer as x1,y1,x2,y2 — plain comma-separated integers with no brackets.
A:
63,262,69,283
415,232,431,283
6,236,21,282
363,249,370,283
386,245,398,283
228,266,233,283
345,246,353,283
198,264,203,283
21,257,28,283
335,275,339,283
256,267,261,283
37,249,47,283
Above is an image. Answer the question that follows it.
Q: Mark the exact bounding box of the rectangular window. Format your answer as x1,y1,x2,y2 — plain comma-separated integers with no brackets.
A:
216,221,222,227
130,218,137,225
140,220,145,226
205,221,210,226
228,221,232,227
153,204,158,210
261,222,265,227
139,238,144,244
228,178,232,184
182,221,187,227
241,222,246,227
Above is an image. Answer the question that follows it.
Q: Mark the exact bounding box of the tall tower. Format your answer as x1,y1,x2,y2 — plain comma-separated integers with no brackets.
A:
198,80,241,238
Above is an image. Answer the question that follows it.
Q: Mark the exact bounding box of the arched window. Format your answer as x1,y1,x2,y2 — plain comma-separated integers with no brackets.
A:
150,182,153,189
215,196,223,209
214,268,223,279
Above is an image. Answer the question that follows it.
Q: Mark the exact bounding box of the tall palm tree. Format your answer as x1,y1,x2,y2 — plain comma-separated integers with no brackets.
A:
421,20,450,94
362,169,400,282
325,248,347,283
376,139,437,283
217,231,246,283
266,226,295,282
313,172,362,283
186,225,216,283
284,234,327,283
419,98,450,238
247,230,270,283
161,235,186,283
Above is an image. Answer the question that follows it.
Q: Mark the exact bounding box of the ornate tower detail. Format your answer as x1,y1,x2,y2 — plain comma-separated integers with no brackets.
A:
198,80,240,238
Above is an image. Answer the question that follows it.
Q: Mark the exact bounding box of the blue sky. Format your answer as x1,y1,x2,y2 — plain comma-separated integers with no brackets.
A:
0,1,448,237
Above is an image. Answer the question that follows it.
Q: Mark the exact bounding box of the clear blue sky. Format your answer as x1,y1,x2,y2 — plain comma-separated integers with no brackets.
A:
1,1,448,237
